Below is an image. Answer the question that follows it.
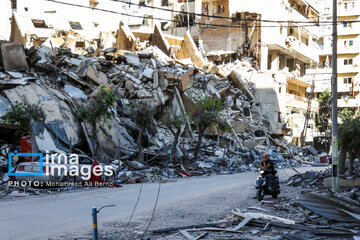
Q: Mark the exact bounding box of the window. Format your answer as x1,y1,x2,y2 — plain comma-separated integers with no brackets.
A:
343,22,352,28
174,14,195,27
69,21,83,30
32,19,48,28
345,2,355,10
344,39,354,47
344,77,352,84
11,0,16,9
217,5,225,13
289,28,294,36
344,58,353,65
278,113,282,123
161,0,168,6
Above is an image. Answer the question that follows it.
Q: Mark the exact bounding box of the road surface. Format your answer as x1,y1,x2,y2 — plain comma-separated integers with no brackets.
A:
0,167,323,240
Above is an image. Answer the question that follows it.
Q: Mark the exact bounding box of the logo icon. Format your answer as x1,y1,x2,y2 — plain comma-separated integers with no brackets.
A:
8,150,43,176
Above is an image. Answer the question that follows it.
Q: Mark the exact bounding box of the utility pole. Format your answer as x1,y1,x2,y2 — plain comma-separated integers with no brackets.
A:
186,0,190,30
332,0,340,192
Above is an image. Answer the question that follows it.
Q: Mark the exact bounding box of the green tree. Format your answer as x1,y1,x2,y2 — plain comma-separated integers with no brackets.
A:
126,101,155,163
316,89,331,133
339,108,355,122
339,115,360,175
190,96,228,161
162,109,187,160
77,85,118,162
2,101,43,136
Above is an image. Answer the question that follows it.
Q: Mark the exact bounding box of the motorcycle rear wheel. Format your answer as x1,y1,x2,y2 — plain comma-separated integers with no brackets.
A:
272,193,278,199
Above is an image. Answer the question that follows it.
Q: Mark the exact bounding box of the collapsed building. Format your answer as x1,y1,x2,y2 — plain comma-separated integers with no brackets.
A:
0,0,328,184
0,0,323,146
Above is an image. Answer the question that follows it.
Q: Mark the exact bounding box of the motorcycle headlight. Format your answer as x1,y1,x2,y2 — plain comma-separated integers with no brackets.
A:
259,170,264,174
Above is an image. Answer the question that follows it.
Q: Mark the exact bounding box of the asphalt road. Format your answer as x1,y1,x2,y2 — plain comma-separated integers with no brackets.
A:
0,166,323,240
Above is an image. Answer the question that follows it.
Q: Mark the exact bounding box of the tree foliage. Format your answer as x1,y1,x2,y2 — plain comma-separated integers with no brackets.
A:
339,112,360,175
2,101,43,136
190,96,228,160
126,101,156,163
315,89,331,132
339,108,355,122
76,85,118,162
339,116,360,149
77,85,118,125
126,101,155,129
162,109,188,159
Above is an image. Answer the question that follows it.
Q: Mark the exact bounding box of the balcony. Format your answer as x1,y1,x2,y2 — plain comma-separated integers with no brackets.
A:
337,46,360,55
306,66,332,75
268,38,319,63
310,80,331,93
338,84,353,92
289,9,320,38
338,98,360,108
338,27,360,36
338,6,360,17
338,64,359,74
286,93,319,112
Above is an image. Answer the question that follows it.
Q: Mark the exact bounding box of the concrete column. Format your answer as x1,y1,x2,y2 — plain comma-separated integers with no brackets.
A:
279,54,286,70
271,52,279,71
260,44,268,71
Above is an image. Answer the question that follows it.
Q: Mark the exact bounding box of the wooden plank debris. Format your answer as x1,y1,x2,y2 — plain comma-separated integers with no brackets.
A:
229,216,253,231
233,209,296,225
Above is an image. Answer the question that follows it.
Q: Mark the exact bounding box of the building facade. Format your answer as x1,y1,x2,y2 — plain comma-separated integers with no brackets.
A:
1,0,322,145
308,0,360,111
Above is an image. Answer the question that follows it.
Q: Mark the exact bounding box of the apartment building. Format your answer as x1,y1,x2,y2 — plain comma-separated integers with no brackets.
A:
308,0,360,111
168,0,321,145
0,0,322,145
0,0,174,47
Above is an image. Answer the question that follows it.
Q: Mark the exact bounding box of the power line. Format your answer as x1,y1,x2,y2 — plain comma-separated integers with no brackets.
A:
112,0,351,25
120,182,144,239
46,0,338,29
141,178,162,239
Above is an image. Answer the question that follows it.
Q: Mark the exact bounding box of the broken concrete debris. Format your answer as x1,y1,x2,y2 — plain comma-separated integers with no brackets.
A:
152,189,360,240
0,43,29,72
0,21,323,193
286,169,331,188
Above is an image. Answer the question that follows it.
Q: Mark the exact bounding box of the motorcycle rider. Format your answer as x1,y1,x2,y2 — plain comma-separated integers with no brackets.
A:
253,154,277,199
260,154,276,175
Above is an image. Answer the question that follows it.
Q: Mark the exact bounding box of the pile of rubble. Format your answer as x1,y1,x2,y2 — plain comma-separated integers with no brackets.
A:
286,169,331,188
0,27,318,186
151,190,360,240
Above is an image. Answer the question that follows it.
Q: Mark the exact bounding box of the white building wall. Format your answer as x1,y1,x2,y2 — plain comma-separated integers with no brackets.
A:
0,0,12,41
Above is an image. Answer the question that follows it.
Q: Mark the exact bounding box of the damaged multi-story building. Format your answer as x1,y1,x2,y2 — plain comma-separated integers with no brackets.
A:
0,0,323,145
308,0,360,114
163,0,321,145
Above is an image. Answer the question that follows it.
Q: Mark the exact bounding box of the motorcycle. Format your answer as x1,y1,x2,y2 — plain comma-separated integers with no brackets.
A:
255,168,280,201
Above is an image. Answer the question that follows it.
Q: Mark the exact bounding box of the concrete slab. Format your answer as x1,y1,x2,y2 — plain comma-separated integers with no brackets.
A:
1,43,28,71
323,177,360,187
115,21,136,51
176,31,206,68
150,24,170,56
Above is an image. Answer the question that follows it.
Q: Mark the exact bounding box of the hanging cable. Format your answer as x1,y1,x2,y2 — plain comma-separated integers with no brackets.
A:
110,0,349,25
141,178,162,239
46,0,340,29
